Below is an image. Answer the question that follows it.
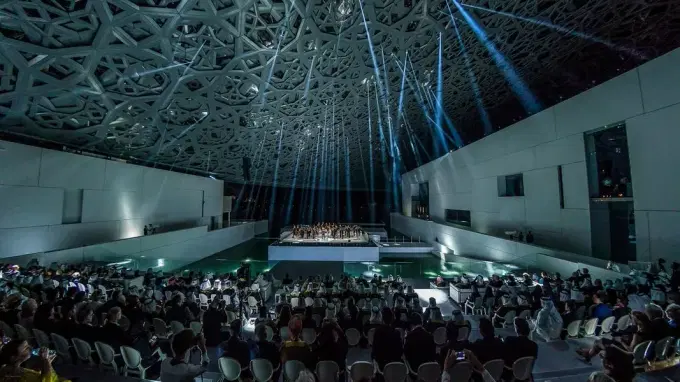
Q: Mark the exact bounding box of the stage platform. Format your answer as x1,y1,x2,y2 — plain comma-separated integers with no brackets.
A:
268,240,379,262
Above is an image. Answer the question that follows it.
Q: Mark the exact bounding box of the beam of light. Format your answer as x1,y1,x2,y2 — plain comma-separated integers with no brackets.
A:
162,40,206,109
342,121,353,222
461,3,646,60
435,31,445,157
358,0,388,109
380,48,398,212
308,118,323,223
236,139,265,216
131,62,187,78
427,87,464,148
249,148,272,220
448,7,493,135
246,139,268,219
302,55,316,101
451,0,541,114
268,123,285,224
397,55,447,154
396,52,408,124
259,24,287,106
366,83,376,223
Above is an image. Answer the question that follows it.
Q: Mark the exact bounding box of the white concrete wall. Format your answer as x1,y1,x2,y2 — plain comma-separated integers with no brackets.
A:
400,47,680,263
0,141,224,258
391,214,624,282
5,220,268,271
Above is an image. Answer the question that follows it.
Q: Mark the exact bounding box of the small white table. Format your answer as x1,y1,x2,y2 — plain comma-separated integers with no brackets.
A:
449,284,472,304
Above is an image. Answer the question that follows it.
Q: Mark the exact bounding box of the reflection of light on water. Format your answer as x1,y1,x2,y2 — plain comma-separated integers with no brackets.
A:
361,262,375,265
440,270,459,276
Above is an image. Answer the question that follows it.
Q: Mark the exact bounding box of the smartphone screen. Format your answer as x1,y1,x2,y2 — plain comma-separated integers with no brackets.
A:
149,335,158,346
456,351,466,361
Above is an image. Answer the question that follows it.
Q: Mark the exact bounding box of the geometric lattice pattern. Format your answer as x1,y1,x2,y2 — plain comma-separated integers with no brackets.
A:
0,1,679,189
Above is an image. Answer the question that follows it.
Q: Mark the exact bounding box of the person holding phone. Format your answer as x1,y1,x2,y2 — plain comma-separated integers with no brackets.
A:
442,349,483,382
0,340,69,381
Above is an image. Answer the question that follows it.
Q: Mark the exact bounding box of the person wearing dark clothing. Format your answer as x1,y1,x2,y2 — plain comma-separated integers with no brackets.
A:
503,318,538,365
164,296,191,325
438,321,470,366
302,307,316,330
53,301,79,339
75,306,101,345
315,321,349,371
101,307,135,349
203,302,230,347
404,313,436,373
560,301,578,340
470,318,505,364
221,320,250,370
371,308,403,369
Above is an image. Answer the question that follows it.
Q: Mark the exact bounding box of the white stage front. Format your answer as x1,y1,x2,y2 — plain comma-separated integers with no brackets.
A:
268,244,379,262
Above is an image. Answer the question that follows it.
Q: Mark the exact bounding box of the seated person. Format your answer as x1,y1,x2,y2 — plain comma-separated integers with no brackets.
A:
576,311,651,362
560,301,578,340
316,320,348,371
469,318,504,364
404,313,436,373
589,291,613,324
535,298,563,342
0,340,70,382
503,318,538,371
280,316,315,369
251,324,281,381
160,329,208,381
371,309,403,370
392,298,409,328
438,321,470,366
221,319,250,371
101,307,135,349
203,301,230,347
492,295,516,328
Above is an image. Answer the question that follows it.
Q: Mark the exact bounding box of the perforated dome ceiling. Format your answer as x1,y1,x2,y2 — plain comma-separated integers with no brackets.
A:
0,0,678,189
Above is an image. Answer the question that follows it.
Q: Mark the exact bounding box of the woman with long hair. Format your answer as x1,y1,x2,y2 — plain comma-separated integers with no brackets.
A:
577,311,652,362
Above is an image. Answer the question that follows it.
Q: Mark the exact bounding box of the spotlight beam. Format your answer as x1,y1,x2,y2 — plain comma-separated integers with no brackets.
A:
451,0,541,114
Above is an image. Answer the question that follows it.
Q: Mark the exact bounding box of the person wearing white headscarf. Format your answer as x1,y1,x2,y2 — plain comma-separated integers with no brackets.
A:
535,297,563,341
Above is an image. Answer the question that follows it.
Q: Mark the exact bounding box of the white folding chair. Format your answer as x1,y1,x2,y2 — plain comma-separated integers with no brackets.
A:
382,361,407,382
654,337,673,361
302,328,317,345
284,359,306,381
248,296,259,314
417,362,441,382
305,297,314,307
153,318,170,338
518,310,531,320
483,359,505,382
510,356,535,381
190,321,203,335
457,326,470,341
350,361,375,381
312,314,322,327
0,321,15,339
566,320,582,338
600,316,615,334
583,318,598,337
119,315,131,332
32,329,51,348
120,345,154,378
316,360,340,382
265,325,274,341
616,315,632,331
367,328,376,347
633,340,653,365
50,333,72,363
219,357,242,381
95,341,119,374
199,294,210,310
170,320,185,335
226,310,237,324
345,328,361,347
13,324,32,342
72,338,95,365
502,310,517,328
250,358,274,382
290,297,300,308
279,326,290,341
154,290,163,302
433,326,447,347
464,297,484,315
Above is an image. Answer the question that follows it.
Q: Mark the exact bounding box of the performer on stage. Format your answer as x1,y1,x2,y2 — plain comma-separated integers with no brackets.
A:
291,223,363,241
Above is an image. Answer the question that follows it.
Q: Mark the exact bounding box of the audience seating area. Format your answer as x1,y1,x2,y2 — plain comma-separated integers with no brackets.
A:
0,261,679,381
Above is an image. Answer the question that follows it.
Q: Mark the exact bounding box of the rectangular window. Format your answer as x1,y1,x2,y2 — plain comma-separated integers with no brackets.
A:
498,173,524,197
445,209,472,227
